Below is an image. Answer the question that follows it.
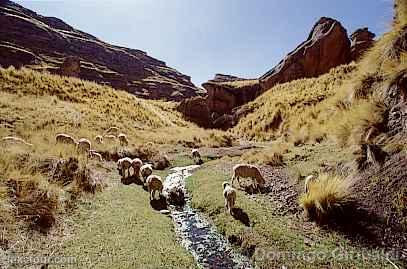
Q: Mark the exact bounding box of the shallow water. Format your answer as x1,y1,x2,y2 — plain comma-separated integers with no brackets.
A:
166,166,252,269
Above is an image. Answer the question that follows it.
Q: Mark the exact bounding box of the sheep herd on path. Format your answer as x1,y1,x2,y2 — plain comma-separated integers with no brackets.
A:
2,129,317,216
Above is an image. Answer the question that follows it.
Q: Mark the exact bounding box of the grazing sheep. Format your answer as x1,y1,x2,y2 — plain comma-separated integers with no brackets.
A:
95,135,103,144
117,157,132,178
232,164,265,191
146,175,163,200
77,138,91,153
223,182,236,215
131,158,143,176
105,126,119,136
118,133,129,146
89,150,103,162
304,175,317,194
2,136,33,147
140,164,153,182
55,133,76,146
104,134,116,143
191,149,202,164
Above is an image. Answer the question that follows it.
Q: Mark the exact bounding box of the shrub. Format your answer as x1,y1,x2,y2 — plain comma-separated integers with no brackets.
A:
299,174,355,224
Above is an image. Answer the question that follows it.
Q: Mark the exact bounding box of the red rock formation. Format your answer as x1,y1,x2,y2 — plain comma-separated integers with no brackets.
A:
350,28,375,61
0,0,199,101
260,17,351,91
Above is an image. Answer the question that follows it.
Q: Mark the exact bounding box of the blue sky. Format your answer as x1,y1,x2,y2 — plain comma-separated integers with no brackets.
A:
16,0,393,86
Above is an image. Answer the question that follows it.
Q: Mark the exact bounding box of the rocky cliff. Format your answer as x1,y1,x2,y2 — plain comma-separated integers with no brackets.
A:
0,0,200,101
178,17,375,128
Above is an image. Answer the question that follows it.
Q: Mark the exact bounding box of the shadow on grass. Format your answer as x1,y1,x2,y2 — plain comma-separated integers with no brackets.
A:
120,175,144,186
232,207,250,227
150,196,168,211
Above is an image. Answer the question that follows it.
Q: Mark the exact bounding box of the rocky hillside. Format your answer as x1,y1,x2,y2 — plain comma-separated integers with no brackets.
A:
179,17,375,128
0,0,201,101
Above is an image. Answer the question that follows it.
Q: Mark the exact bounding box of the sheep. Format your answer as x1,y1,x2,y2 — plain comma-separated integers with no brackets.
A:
304,175,317,194
2,136,33,147
146,175,163,200
117,157,132,178
104,134,116,143
89,150,103,162
77,138,91,153
131,158,143,177
55,133,76,146
105,126,119,136
191,149,202,164
223,182,236,215
231,164,265,191
95,135,103,144
140,164,153,182
118,133,129,146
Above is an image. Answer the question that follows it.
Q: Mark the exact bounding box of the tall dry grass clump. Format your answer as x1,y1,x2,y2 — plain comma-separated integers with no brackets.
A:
299,174,355,224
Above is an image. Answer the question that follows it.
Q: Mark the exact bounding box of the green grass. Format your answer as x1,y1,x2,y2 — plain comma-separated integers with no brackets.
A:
58,164,196,269
186,159,396,268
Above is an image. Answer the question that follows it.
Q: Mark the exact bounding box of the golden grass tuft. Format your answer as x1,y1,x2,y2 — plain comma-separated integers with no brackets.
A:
241,145,286,166
299,174,355,224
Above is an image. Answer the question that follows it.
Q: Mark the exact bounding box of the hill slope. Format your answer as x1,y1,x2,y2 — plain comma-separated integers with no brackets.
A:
0,0,200,101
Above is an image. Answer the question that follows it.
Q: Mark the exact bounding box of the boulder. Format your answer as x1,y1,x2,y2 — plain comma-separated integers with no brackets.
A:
203,80,261,116
177,96,211,128
59,56,81,77
385,71,407,136
260,17,351,91
350,28,375,61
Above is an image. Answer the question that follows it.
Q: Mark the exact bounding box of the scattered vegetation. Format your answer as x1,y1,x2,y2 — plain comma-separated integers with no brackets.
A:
299,174,355,224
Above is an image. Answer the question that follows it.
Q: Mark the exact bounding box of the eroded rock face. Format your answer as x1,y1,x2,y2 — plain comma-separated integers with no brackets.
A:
177,96,211,128
260,17,351,91
0,0,200,101
386,71,407,136
350,28,375,61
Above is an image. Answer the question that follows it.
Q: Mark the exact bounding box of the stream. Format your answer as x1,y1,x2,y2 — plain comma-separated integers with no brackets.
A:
164,165,252,269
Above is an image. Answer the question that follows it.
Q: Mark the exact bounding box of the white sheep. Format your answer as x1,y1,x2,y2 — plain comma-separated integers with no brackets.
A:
89,150,103,162
77,138,91,153
140,164,153,182
146,175,163,200
95,135,103,144
55,133,76,146
118,133,129,146
104,134,116,143
231,164,265,191
223,182,236,215
117,157,132,178
191,149,202,164
105,126,119,136
304,175,317,194
131,158,143,177
2,136,33,147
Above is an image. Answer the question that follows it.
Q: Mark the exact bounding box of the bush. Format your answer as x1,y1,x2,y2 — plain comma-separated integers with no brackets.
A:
299,174,355,224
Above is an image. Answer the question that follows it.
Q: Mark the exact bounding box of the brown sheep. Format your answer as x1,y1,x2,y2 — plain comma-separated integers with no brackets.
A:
232,164,265,191
118,133,129,146
77,138,91,153
55,133,76,146
146,175,163,200
140,164,153,182
117,157,132,178
223,182,236,215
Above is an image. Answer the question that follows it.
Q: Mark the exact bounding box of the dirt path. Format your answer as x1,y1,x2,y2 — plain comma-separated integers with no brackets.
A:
56,162,195,268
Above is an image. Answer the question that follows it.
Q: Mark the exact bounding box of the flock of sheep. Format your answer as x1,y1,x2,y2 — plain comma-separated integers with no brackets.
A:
3,130,317,217
116,156,164,200
54,126,129,162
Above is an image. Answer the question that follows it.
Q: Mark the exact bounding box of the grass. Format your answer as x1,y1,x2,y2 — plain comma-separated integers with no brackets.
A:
186,159,395,268
0,67,233,259
240,146,285,166
299,174,355,224
57,164,196,269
